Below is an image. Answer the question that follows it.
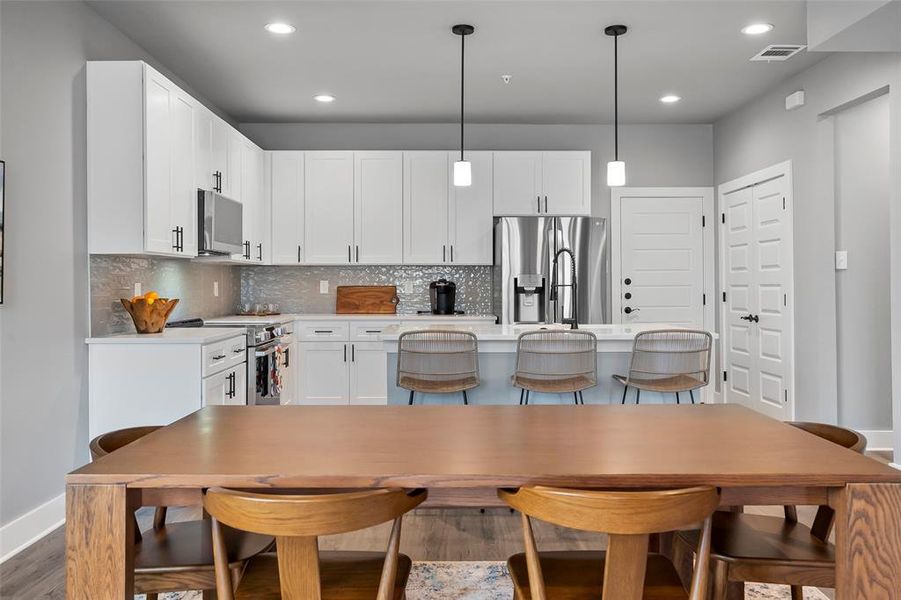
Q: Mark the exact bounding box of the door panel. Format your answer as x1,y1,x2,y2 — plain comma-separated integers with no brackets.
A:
270,151,305,264
493,152,542,216
143,74,174,254
304,152,354,264
171,92,196,256
724,187,756,411
298,342,349,405
355,152,403,264
403,152,449,264
542,151,590,216
449,151,493,265
349,342,388,405
619,196,704,326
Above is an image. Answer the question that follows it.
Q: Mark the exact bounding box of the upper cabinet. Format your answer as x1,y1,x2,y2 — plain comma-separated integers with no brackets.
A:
354,152,403,264
449,151,493,265
493,151,591,216
269,151,305,265
88,61,197,257
304,152,355,264
237,138,267,263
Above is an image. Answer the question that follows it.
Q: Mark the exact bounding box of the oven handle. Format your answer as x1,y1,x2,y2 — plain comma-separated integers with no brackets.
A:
254,341,284,358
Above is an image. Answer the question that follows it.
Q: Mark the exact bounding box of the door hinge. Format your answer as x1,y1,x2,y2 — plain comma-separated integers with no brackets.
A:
722,291,727,302
721,213,725,224
723,370,728,382
703,293,706,306
702,215,706,227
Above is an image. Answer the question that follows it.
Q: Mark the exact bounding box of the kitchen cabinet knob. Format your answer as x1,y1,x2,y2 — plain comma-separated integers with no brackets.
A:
624,292,632,300
624,277,632,286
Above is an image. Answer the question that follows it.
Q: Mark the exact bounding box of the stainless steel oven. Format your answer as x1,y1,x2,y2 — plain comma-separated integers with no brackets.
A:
197,189,243,256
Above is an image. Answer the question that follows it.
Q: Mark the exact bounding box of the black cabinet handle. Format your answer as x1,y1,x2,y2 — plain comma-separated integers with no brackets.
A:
243,241,251,260
314,330,334,334
544,196,548,213
355,245,360,263
297,245,302,263
212,354,226,360
443,245,446,262
347,245,351,263
450,245,454,262
284,348,290,368
172,227,180,251
343,344,347,362
351,344,355,362
257,243,262,261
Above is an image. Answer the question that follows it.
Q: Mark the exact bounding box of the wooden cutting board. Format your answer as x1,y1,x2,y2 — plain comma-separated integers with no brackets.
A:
336,286,400,314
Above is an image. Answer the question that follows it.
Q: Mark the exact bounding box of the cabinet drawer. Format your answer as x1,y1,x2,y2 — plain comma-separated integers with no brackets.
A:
297,321,350,341
350,321,395,341
202,335,247,377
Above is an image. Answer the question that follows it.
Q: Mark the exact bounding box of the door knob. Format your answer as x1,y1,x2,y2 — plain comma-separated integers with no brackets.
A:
740,314,759,323
624,306,640,314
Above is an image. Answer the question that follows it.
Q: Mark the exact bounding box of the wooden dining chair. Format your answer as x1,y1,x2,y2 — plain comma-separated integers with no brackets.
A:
397,330,480,405
499,485,720,600
513,330,598,405
614,329,713,404
89,426,274,599
203,487,427,600
675,422,867,600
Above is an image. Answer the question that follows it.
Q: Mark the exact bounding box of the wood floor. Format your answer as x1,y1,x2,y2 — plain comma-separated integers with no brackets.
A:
2,451,892,599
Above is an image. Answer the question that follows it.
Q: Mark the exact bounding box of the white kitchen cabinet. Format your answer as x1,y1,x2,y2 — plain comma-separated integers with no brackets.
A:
88,61,196,257
270,151,305,265
203,363,247,406
348,342,388,405
304,152,355,264
280,340,298,405
298,342,350,405
403,151,450,264
242,139,267,263
493,151,591,216
194,108,233,197
448,151,494,265
354,152,403,264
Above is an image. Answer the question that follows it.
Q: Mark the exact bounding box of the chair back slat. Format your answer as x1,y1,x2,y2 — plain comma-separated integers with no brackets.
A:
514,330,598,383
397,330,479,383
627,329,712,384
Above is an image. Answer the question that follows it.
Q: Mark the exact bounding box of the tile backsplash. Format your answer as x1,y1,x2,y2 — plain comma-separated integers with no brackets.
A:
90,258,495,337
90,256,241,336
240,265,494,316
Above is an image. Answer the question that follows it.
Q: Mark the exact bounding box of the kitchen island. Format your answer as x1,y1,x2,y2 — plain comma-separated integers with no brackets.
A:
382,323,718,404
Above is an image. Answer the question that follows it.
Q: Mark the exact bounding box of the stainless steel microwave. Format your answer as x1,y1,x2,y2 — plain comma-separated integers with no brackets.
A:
197,189,243,255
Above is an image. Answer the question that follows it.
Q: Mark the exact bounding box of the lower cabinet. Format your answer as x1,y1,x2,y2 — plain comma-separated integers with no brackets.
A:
203,364,247,406
348,342,389,405
280,340,297,405
298,341,386,405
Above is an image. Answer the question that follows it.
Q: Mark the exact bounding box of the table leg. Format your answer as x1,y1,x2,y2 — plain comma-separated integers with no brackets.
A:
66,483,134,599
833,483,901,599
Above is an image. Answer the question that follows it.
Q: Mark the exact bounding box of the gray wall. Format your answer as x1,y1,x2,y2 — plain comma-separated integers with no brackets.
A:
0,0,231,528
240,122,715,222
714,52,901,429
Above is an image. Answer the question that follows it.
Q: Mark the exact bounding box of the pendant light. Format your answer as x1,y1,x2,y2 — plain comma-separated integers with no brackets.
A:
452,24,474,187
605,24,628,187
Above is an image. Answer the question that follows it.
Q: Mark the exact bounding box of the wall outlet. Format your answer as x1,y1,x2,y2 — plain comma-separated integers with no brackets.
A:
213,281,219,297
835,250,849,270
320,280,329,294
403,280,414,294
133,282,142,297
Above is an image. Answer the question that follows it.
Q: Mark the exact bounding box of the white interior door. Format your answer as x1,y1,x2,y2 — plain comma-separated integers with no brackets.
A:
722,172,793,420
616,195,706,326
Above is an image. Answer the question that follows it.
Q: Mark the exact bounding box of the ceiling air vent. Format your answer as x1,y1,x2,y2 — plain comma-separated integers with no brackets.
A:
750,44,806,62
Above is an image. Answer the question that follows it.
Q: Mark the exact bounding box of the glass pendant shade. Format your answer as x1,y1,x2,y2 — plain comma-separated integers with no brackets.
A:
453,160,472,187
607,160,626,187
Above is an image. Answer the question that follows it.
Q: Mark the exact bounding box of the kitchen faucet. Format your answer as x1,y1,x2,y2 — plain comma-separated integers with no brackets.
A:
551,247,579,329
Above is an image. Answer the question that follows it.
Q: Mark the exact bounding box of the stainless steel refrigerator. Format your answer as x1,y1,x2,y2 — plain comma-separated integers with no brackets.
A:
493,217,608,325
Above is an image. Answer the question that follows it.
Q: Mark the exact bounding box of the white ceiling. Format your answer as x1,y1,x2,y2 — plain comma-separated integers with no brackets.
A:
86,0,824,124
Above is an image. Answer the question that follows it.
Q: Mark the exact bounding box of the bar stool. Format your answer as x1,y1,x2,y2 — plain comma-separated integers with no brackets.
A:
397,330,480,405
614,329,712,404
675,422,866,600
499,485,720,599
513,330,598,405
89,426,273,599
203,487,427,599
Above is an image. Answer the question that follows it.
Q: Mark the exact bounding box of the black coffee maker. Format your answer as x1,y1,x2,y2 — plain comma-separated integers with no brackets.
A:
428,279,457,315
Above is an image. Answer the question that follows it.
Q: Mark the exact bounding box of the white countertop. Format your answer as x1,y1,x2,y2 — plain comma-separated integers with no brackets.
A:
86,327,246,345
382,323,717,343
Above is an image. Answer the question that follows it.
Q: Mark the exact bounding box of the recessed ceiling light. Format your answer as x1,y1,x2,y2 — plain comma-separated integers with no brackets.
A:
313,94,336,103
659,94,681,104
265,22,296,34
741,23,774,35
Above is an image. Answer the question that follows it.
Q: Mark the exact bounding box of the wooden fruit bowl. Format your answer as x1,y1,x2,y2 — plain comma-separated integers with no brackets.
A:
120,298,179,334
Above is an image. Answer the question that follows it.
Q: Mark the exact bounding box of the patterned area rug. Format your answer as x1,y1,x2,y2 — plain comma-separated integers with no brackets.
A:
139,560,831,599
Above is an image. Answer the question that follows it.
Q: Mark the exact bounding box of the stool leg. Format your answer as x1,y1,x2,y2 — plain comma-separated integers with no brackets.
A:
689,389,695,404
790,586,803,600
579,391,585,404
676,391,681,404
636,388,641,404
573,392,579,405
462,390,469,405
621,385,628,404
525,390,530,405
408,390,415,405
519,388,525,405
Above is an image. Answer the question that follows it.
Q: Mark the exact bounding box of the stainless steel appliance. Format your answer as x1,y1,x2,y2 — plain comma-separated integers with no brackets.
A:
428,279,457,315
494,217,608,325
201,316,294,405
197,189,243,256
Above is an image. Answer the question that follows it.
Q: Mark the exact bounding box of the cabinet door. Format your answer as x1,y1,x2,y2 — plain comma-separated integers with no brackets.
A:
230,365,247,405
542,151,591,216
203,365,245,406
143,70,176,255
449,151,493,265
229,133,248,261
305,152,354,264
171,89,197,256
349,342,388,405
493,151,542,216
270,151,305,265
280,341,297,405
225,128,243,201
211,117,230,195
194,107,215,192
241,140,265,262
298,342,350,405
403,151,449,264
354,152,403,264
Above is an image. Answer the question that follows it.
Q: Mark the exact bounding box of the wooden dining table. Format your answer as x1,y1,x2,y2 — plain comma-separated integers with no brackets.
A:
66,404,901,599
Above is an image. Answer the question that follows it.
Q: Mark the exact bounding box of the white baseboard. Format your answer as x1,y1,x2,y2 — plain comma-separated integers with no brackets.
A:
0,492,65,563
859,430,895,452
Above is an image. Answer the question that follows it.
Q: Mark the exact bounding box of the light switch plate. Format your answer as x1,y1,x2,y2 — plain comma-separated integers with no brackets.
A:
835,250,848,270
320,280,329,294
403,281,414,294
213,281,219,297
133,282,142,297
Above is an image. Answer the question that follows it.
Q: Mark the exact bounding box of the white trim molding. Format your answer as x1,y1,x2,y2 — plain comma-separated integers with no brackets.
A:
859,429,895,452
0,492,65,563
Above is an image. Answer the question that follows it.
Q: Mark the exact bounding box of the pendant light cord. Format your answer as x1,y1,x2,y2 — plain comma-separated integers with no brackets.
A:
614,33,618,162
460,31,465,161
